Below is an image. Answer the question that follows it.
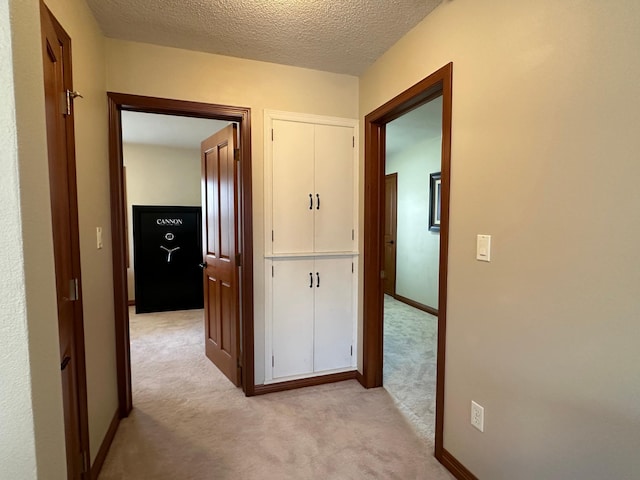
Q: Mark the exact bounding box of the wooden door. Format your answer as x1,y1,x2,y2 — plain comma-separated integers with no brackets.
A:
271,120,314,254
201,125,240,386
314,125,355,253
313,257,354,372
40,4,90,478
383,173,398,296
272,259,315,379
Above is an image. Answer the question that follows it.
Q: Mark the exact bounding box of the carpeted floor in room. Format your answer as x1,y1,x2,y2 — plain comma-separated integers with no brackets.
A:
383,294,438,444
98,307,452,479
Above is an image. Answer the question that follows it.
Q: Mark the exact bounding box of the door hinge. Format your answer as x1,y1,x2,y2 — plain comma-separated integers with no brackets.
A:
272,265,274,277
69,278,79,301
64,89,83,116
350,345,353,356
234,148,240,161
235,253,241,267
272,355,274,367
380,270,386,279
352,229,354,240
271,129,274,141
352,262,354,273
353,136,355,147
271,230,274,242
64,90,71,116
81,450,90,473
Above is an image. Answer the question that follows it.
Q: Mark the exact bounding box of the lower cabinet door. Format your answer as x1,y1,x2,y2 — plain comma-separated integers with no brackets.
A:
313,257,354,372
272,259,314,378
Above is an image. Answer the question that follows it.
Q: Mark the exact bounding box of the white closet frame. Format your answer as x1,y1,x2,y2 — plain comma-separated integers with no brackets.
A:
263,109,359,384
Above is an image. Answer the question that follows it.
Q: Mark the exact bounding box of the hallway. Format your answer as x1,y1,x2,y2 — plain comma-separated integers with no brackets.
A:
98,308,453,479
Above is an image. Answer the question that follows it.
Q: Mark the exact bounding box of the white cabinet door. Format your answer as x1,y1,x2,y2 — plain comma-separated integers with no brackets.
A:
314,125,355,253
272,120,314,254
313,257,354,372
272,259,314,378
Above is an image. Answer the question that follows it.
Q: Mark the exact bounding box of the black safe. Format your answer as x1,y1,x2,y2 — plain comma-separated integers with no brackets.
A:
133,205,204,314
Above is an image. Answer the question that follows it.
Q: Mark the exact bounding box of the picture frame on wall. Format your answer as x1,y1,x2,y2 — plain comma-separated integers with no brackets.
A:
429,171,441,232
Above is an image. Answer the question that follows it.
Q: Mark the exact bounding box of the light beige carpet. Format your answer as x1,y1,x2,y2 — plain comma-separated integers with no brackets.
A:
383,295,438,443
98,308,453,479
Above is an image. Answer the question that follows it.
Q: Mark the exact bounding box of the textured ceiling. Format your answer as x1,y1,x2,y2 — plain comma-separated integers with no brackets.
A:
86,0,442,75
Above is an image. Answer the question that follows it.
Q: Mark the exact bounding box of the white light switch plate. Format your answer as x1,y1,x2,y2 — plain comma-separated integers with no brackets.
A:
471,400,484,432
96,227,103,250
476,234,491,262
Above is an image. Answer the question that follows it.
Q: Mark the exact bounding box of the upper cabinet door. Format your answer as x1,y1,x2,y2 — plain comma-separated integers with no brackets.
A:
272,120,315,254
314,125,355,253
267,111,358,256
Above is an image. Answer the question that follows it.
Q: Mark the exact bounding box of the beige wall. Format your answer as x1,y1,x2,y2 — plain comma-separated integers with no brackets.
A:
386,135,441,309
9,0,639,477
123,143,202,300
43,0,119,465
106,39,360,383
2,0,118,475
361,0,640,478
1,0,64,477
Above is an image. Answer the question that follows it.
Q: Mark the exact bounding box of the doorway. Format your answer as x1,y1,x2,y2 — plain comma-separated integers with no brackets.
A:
108,93,255,417
383,97,443,443
361,63,453,462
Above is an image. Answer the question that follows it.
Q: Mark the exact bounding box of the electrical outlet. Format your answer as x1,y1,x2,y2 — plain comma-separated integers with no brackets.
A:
471,401,484,432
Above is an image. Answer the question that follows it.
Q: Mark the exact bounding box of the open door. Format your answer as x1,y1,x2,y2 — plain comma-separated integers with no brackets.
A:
201,125,241,386
41,3,90,478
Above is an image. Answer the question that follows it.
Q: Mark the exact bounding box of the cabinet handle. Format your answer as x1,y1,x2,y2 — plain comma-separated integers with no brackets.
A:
316,272,320,287
309,193,313,210
309,272,313,288
316,193,320,210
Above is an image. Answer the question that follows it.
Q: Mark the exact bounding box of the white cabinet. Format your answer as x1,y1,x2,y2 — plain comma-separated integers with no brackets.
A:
271,120,315,254
269,257,355,381
269,117,356,255
264,110,359,384
271,259,314,379
314,124,356,253
312,257,355,372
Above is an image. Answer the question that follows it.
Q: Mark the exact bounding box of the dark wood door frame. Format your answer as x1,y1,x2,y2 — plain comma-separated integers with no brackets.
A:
107,93,255,417
361,63,453,462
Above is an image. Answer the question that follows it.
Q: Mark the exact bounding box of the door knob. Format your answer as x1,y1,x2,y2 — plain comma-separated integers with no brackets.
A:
388,240,394,245
199,262,207,269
